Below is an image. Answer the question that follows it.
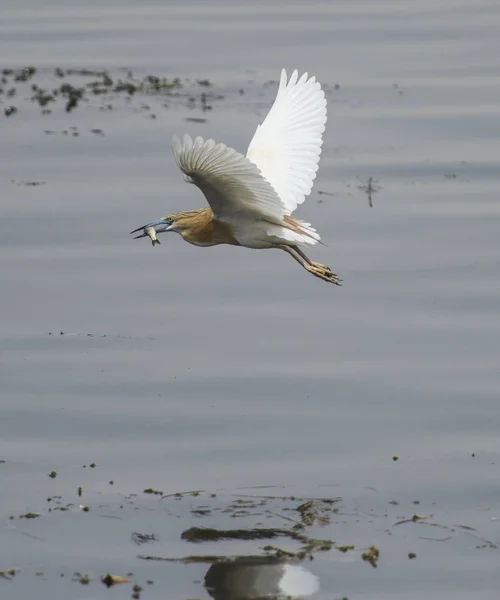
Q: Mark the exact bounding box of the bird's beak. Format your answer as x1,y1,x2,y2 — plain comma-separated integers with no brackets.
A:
130,218,169,239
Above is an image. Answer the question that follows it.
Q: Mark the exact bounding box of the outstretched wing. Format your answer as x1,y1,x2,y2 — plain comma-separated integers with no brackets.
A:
171,134,286,223
246,69,327,214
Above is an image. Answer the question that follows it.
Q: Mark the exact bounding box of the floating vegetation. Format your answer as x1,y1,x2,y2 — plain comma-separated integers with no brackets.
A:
358,176,381,208
295,498,339,526
101,573,129,587
131,532,158,545
74,572,90,584
0,569,16,580
0,66,223,118
139,554,223,564
143,487,163,495
12,180,46,186
336,544,355,553
395,513,432,525
181,526,293,542
3,471,499,598
361,544,380,568
13,66,37,82
32,89,55,107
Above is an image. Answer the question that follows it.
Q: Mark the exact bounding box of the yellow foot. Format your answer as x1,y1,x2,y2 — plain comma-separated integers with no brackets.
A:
310,260,332,273
308,265,342,285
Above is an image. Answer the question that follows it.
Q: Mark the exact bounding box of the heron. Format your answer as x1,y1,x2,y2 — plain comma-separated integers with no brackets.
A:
131,69,340,285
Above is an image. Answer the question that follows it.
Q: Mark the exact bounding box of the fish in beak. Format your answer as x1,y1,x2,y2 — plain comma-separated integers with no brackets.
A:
130,218,171,247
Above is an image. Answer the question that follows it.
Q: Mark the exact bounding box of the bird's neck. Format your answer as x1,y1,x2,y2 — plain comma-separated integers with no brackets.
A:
173,208,239,247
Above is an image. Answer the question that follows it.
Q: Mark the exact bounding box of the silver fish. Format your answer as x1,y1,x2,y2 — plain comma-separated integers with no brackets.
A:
144,226,160,246
130,223,161,246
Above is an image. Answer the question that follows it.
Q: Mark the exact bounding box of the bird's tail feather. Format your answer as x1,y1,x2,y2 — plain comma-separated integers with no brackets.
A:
266,216,320,247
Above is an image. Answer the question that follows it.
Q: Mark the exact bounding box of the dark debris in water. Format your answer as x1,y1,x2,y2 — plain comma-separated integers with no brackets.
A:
361,544,380,568
394,513,433,525
3,473,500,597
73,572,90,585
14,180,46,186
138,554,223,564
143,487,163,495
295,498,339,526
0,66,223,118
336,544,355,553
0,569,16,580
101,573,129,587
131,532,159,545
48,330,146,340
181,526,293,542
358,176,381,208
13,66,37,82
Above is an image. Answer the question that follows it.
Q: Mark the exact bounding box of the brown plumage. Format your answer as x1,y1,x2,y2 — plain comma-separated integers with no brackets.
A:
169,208,240,247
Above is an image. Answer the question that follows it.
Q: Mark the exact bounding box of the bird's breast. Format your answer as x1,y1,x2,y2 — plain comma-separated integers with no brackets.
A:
180,218,240,247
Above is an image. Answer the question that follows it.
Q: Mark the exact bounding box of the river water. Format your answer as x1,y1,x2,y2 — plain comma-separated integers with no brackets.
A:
1,1,500,598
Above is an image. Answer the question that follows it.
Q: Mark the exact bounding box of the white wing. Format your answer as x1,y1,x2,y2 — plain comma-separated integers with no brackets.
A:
246,69,327,214
171,134,287,224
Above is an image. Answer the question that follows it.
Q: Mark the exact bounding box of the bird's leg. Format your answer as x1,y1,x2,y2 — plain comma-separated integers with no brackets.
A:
278,245,341,285
292,246,331,274
291,246,341,281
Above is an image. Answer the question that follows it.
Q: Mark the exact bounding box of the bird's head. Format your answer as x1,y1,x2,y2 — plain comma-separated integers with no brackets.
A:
130,214,178,245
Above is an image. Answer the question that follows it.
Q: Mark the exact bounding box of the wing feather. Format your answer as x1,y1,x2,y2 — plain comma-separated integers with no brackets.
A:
171,134,287,223
246,69,327,214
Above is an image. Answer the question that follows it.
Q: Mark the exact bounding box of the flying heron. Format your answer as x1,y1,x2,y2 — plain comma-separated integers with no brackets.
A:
131,69,340,285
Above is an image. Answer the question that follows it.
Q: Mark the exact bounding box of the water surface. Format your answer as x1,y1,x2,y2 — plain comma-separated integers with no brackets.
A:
1,1,500,598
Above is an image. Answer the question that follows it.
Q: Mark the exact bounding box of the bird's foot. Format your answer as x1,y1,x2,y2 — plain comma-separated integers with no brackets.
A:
310,260,333,274
308,264,342,285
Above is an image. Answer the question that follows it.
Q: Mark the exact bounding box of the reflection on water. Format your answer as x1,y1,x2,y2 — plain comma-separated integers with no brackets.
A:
205,557,319,600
